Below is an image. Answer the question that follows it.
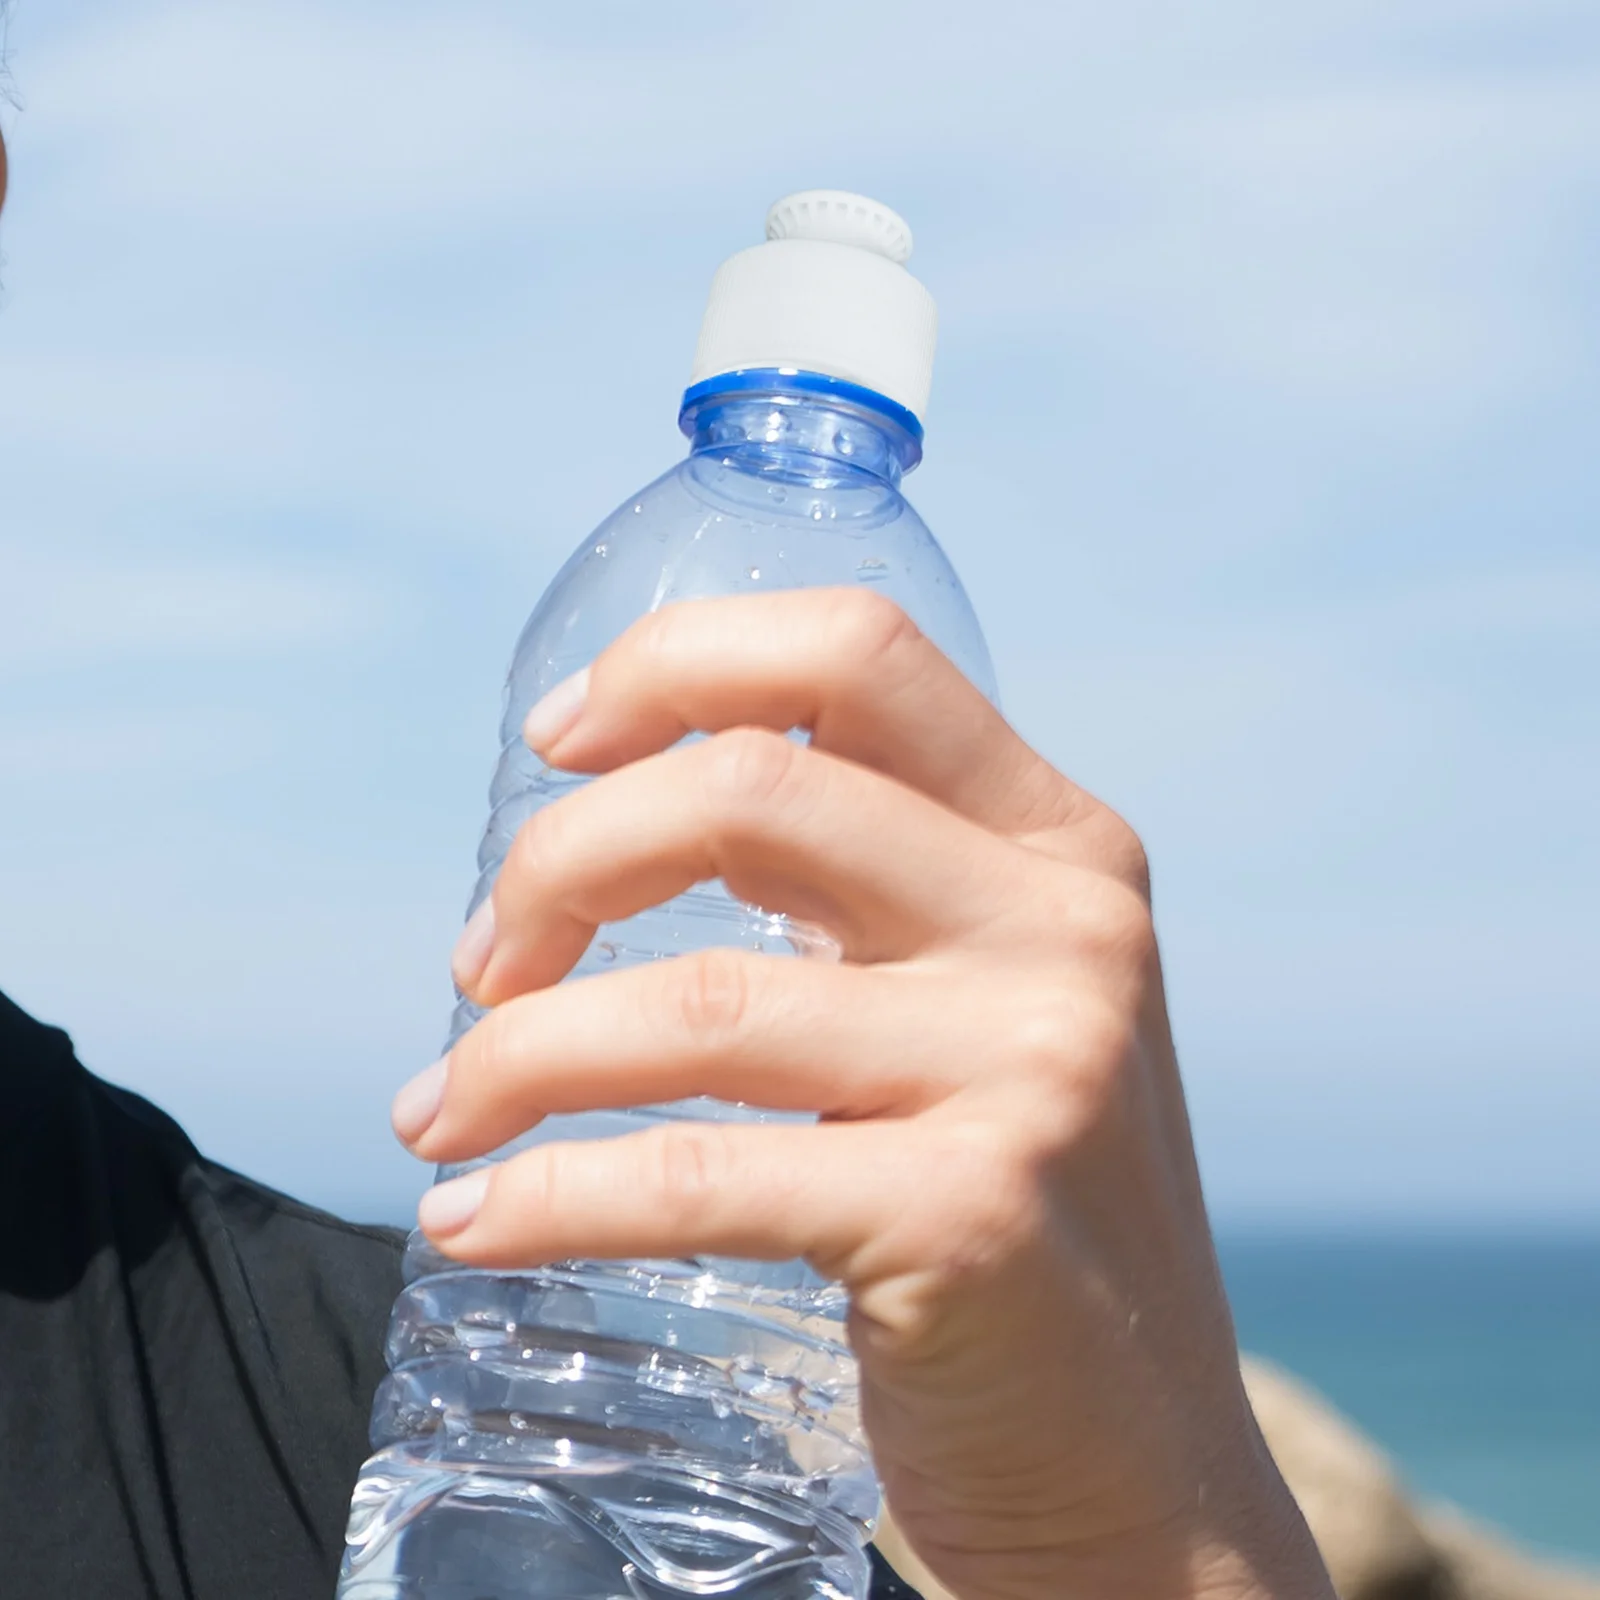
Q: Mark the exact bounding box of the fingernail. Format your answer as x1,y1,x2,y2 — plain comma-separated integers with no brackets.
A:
451,898,495,990
392,1057,448,1144
419,1168,491,1237
523,667,590,755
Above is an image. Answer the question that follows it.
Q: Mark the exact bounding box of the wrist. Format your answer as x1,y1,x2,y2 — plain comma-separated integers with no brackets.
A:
876,1378,1336,1600
1185,1484,1337,1600
889,1461,1335,1600
1118,1426,1337,1600
1027,1419,1337,1600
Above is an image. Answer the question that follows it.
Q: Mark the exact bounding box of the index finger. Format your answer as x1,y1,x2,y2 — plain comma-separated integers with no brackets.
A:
525,590,1087,844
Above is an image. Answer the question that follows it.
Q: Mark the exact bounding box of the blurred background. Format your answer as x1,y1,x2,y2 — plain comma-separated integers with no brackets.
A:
1,0,1595,1572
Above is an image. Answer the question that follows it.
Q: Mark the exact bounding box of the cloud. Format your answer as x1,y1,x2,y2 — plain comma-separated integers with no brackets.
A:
7,0,1591,492
16,4,841,228
934,70,1600,423
0,708,265,779
1,0,1596,1222
0,544,390,670
0,351,303,472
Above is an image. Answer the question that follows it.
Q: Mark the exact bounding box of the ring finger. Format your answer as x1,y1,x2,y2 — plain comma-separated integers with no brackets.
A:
398,950,973,1165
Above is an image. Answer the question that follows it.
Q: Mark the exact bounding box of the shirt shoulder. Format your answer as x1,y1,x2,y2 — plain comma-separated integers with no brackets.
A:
0,988,402,1597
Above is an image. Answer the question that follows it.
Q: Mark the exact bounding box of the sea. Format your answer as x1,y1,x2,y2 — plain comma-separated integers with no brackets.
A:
1217,1231,1600,1567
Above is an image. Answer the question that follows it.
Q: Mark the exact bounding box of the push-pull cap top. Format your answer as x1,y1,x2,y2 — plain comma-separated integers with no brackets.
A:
688,190,937,422
763,190,914,263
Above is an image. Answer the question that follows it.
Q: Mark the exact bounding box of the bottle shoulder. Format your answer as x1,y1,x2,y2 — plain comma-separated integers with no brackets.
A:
503,456,994,737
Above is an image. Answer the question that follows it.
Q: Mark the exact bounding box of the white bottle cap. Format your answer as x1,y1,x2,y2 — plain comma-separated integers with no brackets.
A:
689,190,938,422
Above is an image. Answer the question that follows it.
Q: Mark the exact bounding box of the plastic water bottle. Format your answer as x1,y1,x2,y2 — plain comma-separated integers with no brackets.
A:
337,191,995,1600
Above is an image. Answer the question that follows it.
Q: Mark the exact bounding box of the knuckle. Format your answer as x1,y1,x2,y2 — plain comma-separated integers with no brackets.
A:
459,1016,504,1100
933,1123,1045,1264
1075,996,1140,1076
1002,985,1137,1136
699,726,803,823
1094,811,1152,898
644,1123,732,1218
509,800,565,885
1006,988,1089,1077
514,1144,565,1219
1100,881,1159,967
468,998,537,1096
1064,871,1158,971
624,604,683,671
833,589,923,671
1059,1001,1138,1123
671,948,755,1046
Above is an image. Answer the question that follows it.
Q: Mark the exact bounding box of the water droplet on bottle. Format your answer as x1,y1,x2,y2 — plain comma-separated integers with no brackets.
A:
632,503,643,514
594,541,608,557
769,487,786,503
748,567,761,581
856,557,888,582
810,505,824,521
596,941,619,964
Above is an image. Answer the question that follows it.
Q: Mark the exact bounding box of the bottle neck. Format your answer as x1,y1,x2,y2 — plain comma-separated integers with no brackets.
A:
678,371,923,489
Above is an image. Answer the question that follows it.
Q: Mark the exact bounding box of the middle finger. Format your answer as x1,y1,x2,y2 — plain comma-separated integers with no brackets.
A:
460,727,1022,1005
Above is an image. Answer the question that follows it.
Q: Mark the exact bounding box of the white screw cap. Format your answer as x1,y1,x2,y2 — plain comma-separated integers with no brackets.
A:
764,190,914,265
689,190,937,422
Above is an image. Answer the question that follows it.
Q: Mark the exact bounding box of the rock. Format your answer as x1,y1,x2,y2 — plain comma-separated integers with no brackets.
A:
1242,1356,1600,1600
1424,1505,1600,1600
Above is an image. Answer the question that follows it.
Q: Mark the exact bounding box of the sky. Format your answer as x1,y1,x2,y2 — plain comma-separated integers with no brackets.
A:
0,0,1596,1229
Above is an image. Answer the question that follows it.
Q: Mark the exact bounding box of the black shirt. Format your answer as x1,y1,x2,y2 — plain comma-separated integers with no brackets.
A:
0,991,922,1600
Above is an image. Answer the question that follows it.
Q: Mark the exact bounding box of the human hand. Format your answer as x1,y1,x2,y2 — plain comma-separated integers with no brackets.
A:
391,590,1334,1600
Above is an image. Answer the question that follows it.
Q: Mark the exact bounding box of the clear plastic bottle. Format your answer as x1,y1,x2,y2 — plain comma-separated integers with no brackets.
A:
337,193,994,1600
